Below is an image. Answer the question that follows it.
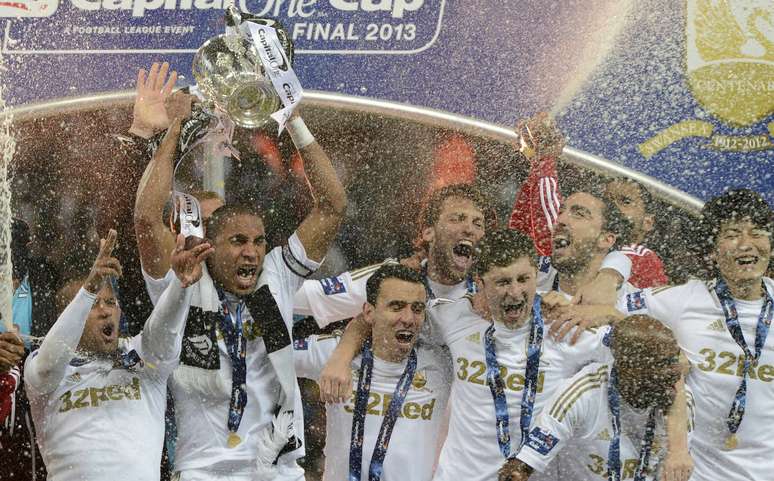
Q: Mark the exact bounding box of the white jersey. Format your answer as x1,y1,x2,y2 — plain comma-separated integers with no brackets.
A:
294,334,450,481
619,278,774,481
144,232,319,475
517,363,694,481
293,260,471,328
26,279,190,481
430,298,611,481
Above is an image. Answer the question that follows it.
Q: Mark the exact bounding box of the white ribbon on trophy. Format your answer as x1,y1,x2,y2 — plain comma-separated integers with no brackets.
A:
244,22,304,134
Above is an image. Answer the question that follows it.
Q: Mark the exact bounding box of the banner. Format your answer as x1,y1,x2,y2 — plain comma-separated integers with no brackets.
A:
2,0,772,204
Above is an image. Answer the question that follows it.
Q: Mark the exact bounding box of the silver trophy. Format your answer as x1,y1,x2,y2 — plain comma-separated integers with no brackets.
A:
192,8,294,128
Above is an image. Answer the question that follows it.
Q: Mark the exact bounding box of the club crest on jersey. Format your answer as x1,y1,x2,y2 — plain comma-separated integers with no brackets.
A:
412,370,427,390
526,427,559,455
320,275,347,295
626,292,646,312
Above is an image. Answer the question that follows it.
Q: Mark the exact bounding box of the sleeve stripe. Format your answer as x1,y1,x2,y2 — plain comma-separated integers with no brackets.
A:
282,244,315,278
554,382,604,422
351,262,389,281
549,365,609,419
539,177,559,231
650,286,675,296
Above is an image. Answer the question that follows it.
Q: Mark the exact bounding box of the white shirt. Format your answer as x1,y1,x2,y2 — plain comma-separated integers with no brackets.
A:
293,260,471,328
517,363,686,481
144,232,319,474
294,334,450,481
26,278,190,481
429,298,612,481
619,278,774,481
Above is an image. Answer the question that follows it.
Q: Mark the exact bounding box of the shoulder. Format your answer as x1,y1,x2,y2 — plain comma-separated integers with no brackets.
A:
546,363,609,422
428,297,480,323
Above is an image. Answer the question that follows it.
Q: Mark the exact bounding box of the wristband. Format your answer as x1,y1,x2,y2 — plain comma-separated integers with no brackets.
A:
286,117,315,149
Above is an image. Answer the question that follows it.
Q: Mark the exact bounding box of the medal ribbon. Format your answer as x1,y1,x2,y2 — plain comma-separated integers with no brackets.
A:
349,337,418,481
607,366,658,481
217,290,248,440
484,294,544,458
714,279,774,439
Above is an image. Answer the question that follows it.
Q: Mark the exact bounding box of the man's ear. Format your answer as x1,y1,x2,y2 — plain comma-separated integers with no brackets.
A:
421,226,434,246
598,231,617,251
642,214,655,235
362,302,376,326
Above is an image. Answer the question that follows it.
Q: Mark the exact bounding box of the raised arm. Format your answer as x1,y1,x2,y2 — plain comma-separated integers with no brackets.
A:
288,112,348,263
134,117,181,279
26,230,122,394
132,63,194,279
140,234,213,367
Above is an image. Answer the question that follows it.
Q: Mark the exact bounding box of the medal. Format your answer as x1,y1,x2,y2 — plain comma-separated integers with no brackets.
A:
724,434,738,451
227,432,242,448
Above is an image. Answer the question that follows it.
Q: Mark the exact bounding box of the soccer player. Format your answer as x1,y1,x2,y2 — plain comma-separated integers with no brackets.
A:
24,229,212,481
430,229,613,481
605,178,668,288
500,315,691,481
616,189,774,481
509,114,667,294
139,106,347,480
294,264,449,481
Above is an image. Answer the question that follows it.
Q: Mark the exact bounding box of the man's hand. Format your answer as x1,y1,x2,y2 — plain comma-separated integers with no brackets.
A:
129,62,178,139
515,112,565,161
399,250,426,272
0,331,24,373
498,458,533,481
318,329,357,404
84,230,122,295
660,438,693,481
170,234,214,288
546,304,622,344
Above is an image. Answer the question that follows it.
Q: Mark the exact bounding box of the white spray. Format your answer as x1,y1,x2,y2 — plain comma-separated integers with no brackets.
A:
0,49,14,332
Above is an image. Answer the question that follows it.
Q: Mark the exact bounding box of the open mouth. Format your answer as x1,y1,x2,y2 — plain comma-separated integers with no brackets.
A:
553,234,570,253
236,266,258,288
395,330,415,345
451,240,475,270
735,256,759,267
101,323,117,343
502,299,527,321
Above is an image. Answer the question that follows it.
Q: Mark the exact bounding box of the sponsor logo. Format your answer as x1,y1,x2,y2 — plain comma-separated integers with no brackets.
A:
639,0,774,158
706,318,726,332
626,292,646,312
538,256,552,273
525,427,559,455
58,377,142,413
697,347,774,382
320,275,347,295
344,392,437,420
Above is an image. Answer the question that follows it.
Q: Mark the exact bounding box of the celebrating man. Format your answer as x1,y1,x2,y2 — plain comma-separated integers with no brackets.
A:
500,315,692,481
25,229,211,481
618,189,773,481
139,96,347,479
294,264,449,481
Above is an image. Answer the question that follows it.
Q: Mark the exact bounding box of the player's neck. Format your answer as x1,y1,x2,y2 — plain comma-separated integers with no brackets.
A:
558,255,605,297
426,259,464,286
726,277,764,301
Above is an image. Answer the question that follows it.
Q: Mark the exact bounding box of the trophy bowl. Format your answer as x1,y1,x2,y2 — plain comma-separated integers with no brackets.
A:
192,34,281,129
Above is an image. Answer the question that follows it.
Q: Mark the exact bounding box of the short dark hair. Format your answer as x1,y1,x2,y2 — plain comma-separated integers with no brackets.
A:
365,264,425,306
697,189,774,255
473,229,537,277
421,184,496,230
607,177,654,213
205,204,264,242
564,179,633,249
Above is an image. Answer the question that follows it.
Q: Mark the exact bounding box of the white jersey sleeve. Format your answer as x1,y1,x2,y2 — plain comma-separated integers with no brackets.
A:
554,326,613,373
616,285,689,330
293,334,340,381
137,276,192,375
516,365,606,472
25,288,97,395
142,267,175,306
292,261,395,328
600,250,632,284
